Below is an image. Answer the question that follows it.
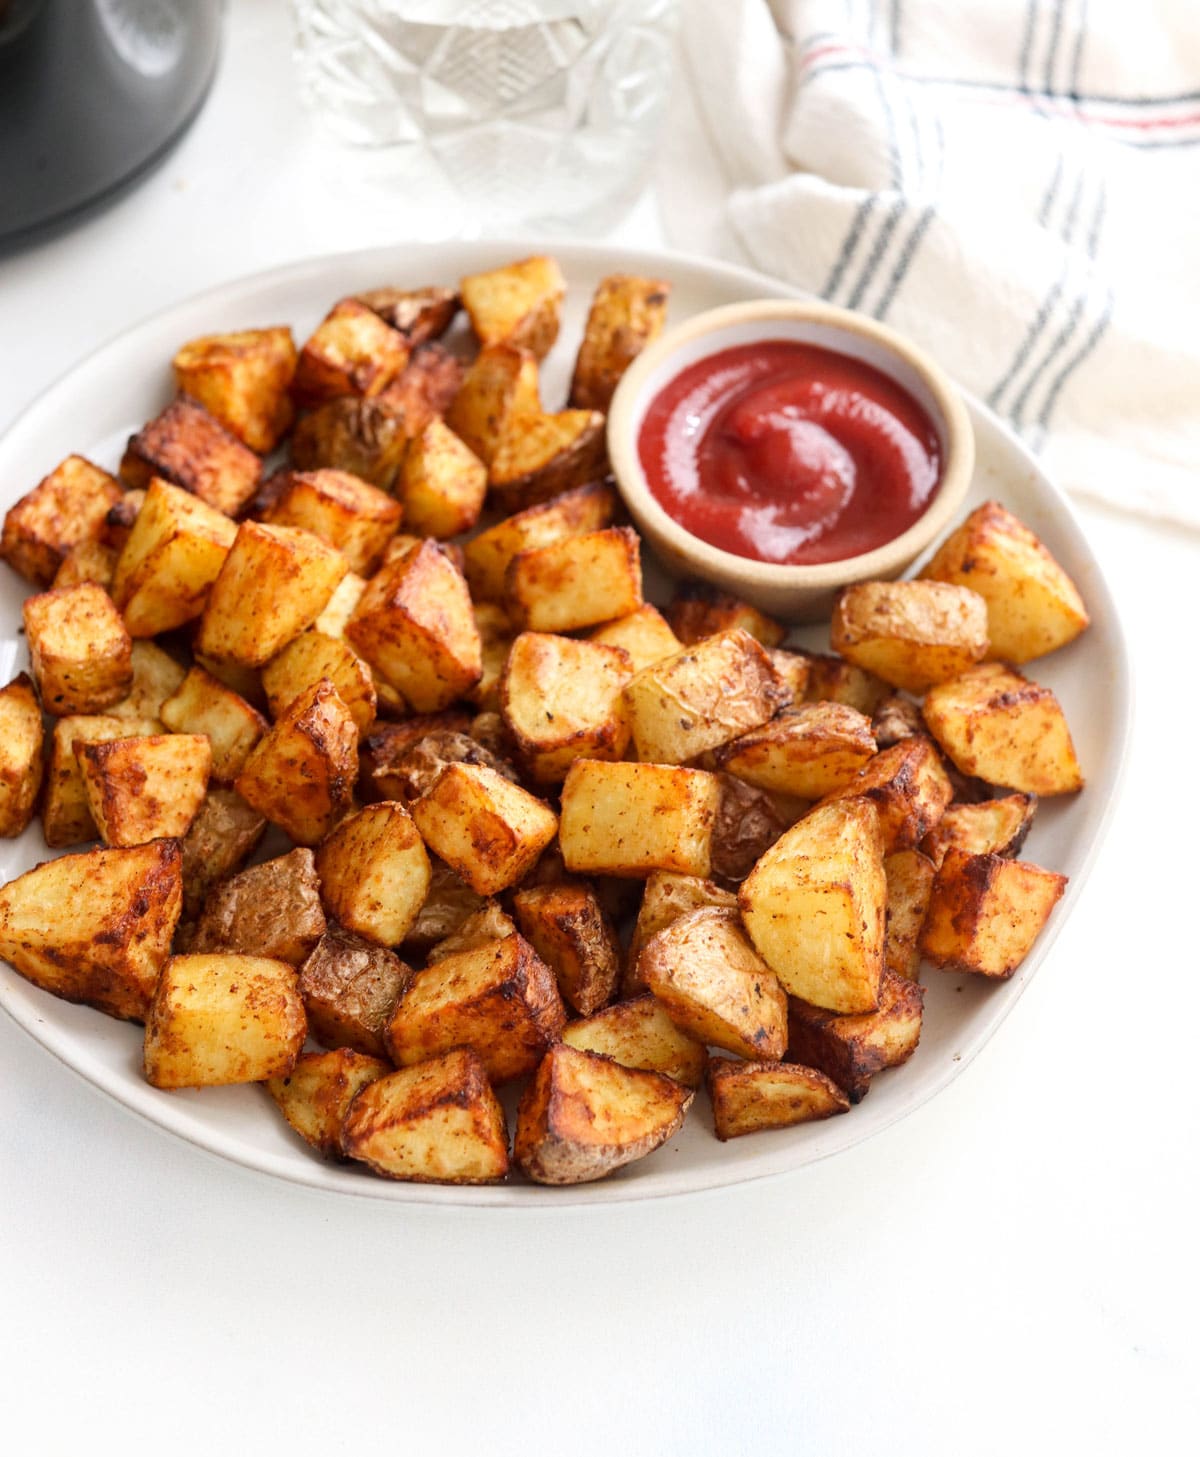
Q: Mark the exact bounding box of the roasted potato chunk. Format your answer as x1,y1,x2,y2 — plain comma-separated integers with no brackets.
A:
178,788,266,920
399,419,487,539
120,395,262,517
469,600,515,712
883,848,937,980
298,924,413,1058
189,845,325,965
464,480,617,602
768,648,814,703
314,570,367,640
707,1058,850,1139
161,666,268,784
369,728,518,805
560,760,721,879
0,838,181,1021
709,773,790,884
444,342,541,466
460,255,565,359
289,395,412,491
315,801,431,947
818,736,953,852
506,525,642,633
512,881,621,1016
109,640,188,722
23,582,132,715
97,489,146,553
919,793,1037,870
514,1043,693,1186
831,580,990,693
871,692,925,747
172,326,297,453
786,969,925,1102
355,284,460,343
41,712,162,848
357,712,472,801
919,848,1067,978
402,860,487,954
426,902,517,964
0,674,45,838
570,273,670,411
411,763,557,896
666,585,786,649
588,603,682,672
262,630,377,737
804,652,888,714
77,732,211,847
716,702,876,799
261,468,403,576
267,1047,391,1158
52,538,118,592
625,870,737,994
562,995,706,1087
291,298,410,408
488,407,607,512
1,454,124,588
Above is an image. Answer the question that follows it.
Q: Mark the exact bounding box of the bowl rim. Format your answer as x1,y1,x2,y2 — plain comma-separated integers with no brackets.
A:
606,298,976,589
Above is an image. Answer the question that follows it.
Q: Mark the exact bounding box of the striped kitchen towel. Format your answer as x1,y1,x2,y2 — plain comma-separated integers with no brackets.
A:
661,0,1200,526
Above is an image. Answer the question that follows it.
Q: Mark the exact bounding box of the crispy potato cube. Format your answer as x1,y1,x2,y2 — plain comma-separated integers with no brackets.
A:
489,408,607,512
1,455,124,587
41,713,162,848
570,273,670,411
512,882,620,1016
707,1058,850,1139
110,477,237,636
386,931,565,1082
120,396,261,516
262,630,377,736
560,760,720,879
637,906,788,1060
818,736,953,852
315,801,431,947
345,539,482,712
23,582,132,715
461,255,565,359
506,525,642,634
804,653,888,715
399,419,487,538
625,870,738,994
314,570,366,639
377,341,464,427
786,969,925,1102
740,798,886,1013
514,1042,693,1186
178,788,266,920
444,342,541,466
172,326,297,453
709,773,790,885
464,480,617,603
402,860,487,954
666,585,786,649
589,604,682,672
426,902,517,964
160,666,267,784
298,924,413,1058
625,627,790,765
291,299,410,408
0,839,181,1020
143,953,305,1088
342,1048,509,1184
769,648,814,702
501,633,632,783
77,733,210,847
919,849,1067,978
411,763,557,895
871,692,925,747
716,702,876,798
884,848,937,980
261,468,403,576
355,284,460,343
0,674,45,838
267,1047,391,1157
109,641,187,722
196,520,349,668
289,395,412,491
470,600,514,712
562,995,706,1087
190,846,325,965
921,499,1090,663
920,793,1038,871
235,679,358,845
831,580,989,693
923,662,1083,795
52,538,118,592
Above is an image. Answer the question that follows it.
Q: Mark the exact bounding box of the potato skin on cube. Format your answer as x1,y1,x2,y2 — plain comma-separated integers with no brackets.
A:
625,870,737,994
143,953,306,1089
786,969,925,1102
341,1048,510,1185
426,902,517,964
562,995,706,1087
666,585,785,649
178,788,266,921
818,735,953,852
512,881,621,1016
570,273,670,411
76,732,211,847
315,801,431,948
189,845,325,965
23,582,132,715
120,395,262,518
506,526,642,633
513,1043,693,1187
0,673,45,838
803,653,888,715
299,924,413,1058
919,848,1067,978
291,299,410,409
172,326,297,454
267,1047,391,1158
715,702,876,799
559,759,720,879
411,762,557,896
355,284,460,343
709,773,791,885
1,454,124,588
831,580,990,693
261,468,403,577
706,1058,850,1140
460,254,565,359
290,395,412,492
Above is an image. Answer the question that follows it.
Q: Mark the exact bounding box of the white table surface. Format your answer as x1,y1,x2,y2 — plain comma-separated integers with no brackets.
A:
1,5,1196,1453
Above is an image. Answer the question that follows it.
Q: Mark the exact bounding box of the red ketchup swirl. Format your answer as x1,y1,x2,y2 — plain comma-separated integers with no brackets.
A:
637,340,942,565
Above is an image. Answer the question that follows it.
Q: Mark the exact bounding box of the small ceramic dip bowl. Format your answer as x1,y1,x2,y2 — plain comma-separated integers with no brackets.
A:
606,299,975,622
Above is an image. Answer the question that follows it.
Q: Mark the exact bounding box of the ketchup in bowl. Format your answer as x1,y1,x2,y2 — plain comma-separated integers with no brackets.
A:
637,340,942,566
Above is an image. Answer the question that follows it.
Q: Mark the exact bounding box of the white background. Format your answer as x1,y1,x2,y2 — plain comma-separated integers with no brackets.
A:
1,4,1196,1452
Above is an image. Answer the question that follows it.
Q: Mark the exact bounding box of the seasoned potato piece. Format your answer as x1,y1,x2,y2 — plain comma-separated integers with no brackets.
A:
235,678,358,846
98,489,146,553
267,1047,391,1157
589,604,682,672
716,702,876,798
120,396,262,517
637,906,788,1060
377,341,464,427
298,923,413,1057
172,326,297,453
355,284,460,343
470,600,515,712
178,788,266,921
514,1042,692,1186
143,953,306,1088
707,1058,850,1139
291,299,409,409
161,666,268,784
193,651,266,711
0,674,45,838
289,395,411,491
803,653,888,714
625,870,738,994
0,839,180,1020
923,662,1083,796
77,733,211,847
190,845,325,965
346,539,482,712
460,255,565,359
426,902,517,964
1,455,124,587
399,419,487,539
41,713,162,848
570,273,670,411
196,520,349,668
489,408,607,512
262,630,377,736
371,729,518,805
501,633,633,783
506,525,642,633
261,468,402,577
386,932,565,1082
786,969,925,1102
768,648,814,703
624,627,790,765
919,793,1038,871
314,570,367,640
23,582,132,715
108,641,187,723
818,736,953,852
315,801,431,947
709,773,790,885
560,760,720,880
52,538,118,591
342,1048,509,1184
666,585,786,649
884,848,937,980
740,798,886,1013
356,712,472,801
411,763,557,895
919,849,1067,978
512,882,621,1016
464,480,617,602
402,860,487,954
871,693,925,747
831,580,989,693
445,342,541,466
562,995,706,1087
920,499,1090,662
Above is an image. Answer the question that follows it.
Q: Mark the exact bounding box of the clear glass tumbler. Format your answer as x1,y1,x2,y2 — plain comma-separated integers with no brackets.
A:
289,0,679,234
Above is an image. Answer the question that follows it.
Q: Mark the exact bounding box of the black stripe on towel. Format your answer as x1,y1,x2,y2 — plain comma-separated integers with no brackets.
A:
845,195,908,310
822,193,881,299
1034,286,1114,430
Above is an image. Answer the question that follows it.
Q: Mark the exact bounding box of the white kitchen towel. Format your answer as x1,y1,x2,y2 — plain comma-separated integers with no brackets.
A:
661,0,1200,526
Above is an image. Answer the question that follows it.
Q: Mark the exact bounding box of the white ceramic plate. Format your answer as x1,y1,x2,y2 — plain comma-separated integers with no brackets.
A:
0,240,1130,1206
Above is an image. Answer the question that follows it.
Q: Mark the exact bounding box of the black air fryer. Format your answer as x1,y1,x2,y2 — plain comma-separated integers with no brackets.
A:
0,0,223,246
